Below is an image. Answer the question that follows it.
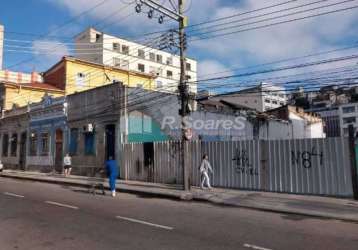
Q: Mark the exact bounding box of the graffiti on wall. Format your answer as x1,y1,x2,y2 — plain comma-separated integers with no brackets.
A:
291,147,323,169
232,148,259,176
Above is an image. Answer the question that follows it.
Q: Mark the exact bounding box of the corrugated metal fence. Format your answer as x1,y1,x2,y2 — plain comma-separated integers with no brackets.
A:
120,137,353,197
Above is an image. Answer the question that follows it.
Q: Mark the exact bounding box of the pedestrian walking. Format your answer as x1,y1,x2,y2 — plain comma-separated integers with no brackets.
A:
106,156,119,197
63,153,72,177
199,154,213,189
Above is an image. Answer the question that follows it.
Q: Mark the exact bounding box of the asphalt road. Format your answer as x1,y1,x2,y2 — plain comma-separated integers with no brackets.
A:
0,177,358,250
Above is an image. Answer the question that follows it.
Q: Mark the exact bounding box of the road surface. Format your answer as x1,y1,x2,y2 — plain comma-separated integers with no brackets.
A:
0,177,357,250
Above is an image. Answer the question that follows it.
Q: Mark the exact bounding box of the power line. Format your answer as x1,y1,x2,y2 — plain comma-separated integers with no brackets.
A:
189,4,358,42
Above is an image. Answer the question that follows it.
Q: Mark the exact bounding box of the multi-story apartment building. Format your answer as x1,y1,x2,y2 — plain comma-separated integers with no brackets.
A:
338,102,358,136
74,28,197,93
0,24,4,69
209,82,286,112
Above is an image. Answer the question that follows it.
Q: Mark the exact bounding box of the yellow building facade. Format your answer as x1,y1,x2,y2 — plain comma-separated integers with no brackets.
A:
43,56,155,95
0,82,64,111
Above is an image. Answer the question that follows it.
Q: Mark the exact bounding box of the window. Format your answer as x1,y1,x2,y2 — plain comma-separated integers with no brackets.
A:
343,106,355,113
156,81,163,88
143,115,152,133
2,134,8,157
121,60,129,70
167,70,173,79
149,53,155,61
278,94,284,98
272,100,278,105
166,57,173,65
186,62,191,71
76,72,86,87
186,75,191,80
138,49,145,59
113,57,121,67
30,132,37,156
84,132,95,155
280,102,284,106
10,134,17,157
138,63,145,73
156,54,163,63
149,66,156,75
122,45,129,55
264,99,271,103
69,128,79,155
343,117,356,124
95,33,101,42
113,43,120,52
40,133,49,155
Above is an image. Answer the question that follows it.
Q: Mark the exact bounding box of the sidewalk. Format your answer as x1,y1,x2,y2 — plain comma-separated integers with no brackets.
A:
1,170,358,223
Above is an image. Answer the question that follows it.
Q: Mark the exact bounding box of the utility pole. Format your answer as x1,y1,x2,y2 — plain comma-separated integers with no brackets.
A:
136,0,190,190
178,0,190,191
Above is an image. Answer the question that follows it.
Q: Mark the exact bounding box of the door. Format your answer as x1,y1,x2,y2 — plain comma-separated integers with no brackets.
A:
105,124,116,160
19,132,27,171
144,142,154,182
55,129,63,173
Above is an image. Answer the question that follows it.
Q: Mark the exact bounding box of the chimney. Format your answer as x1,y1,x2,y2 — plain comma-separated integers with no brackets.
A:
4,69,9,82
17,72,22,83
31,71,38,83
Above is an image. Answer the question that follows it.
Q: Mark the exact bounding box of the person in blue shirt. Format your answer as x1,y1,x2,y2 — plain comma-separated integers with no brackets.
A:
105,156,119,197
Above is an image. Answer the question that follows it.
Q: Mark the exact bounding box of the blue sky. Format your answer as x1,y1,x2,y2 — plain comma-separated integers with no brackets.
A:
1,0,358,91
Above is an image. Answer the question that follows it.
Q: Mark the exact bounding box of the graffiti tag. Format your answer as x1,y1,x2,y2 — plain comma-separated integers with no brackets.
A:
232,149,258,176
291,147,323,169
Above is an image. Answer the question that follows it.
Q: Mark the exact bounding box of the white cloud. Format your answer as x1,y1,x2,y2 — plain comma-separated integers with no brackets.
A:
32,39,70,64
198,60,234,79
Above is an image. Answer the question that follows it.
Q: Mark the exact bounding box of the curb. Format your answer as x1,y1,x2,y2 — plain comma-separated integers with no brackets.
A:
2,173,358,223
191,195,358,223
0,173,188,201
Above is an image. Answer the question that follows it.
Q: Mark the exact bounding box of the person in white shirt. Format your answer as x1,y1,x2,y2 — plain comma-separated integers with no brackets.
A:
199,154,213,189
63,153,72,177
0,160,3,173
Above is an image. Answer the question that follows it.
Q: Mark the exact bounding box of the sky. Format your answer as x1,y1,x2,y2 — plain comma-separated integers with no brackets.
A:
1,0,358,92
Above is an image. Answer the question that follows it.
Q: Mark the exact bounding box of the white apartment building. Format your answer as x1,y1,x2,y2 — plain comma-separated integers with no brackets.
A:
74,28,197,93
338,102,358,136
210,82,287,112
0,24,4,69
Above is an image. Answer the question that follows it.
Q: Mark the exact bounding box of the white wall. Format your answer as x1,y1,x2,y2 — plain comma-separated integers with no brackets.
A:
75,28,198,93
259,120,292,139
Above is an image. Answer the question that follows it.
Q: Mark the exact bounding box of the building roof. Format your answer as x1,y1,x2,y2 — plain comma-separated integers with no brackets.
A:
43,56,155,80
2,81,64,92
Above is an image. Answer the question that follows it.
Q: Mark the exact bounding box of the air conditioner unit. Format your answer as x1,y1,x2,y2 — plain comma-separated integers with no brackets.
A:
83,123,94,133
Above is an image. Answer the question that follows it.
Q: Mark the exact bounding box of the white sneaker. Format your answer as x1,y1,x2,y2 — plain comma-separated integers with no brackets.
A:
111,191,116,197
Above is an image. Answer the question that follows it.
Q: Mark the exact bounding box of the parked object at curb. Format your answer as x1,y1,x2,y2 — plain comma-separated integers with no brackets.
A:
106,157,119,197
63,154,72,177
199,154,213,189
